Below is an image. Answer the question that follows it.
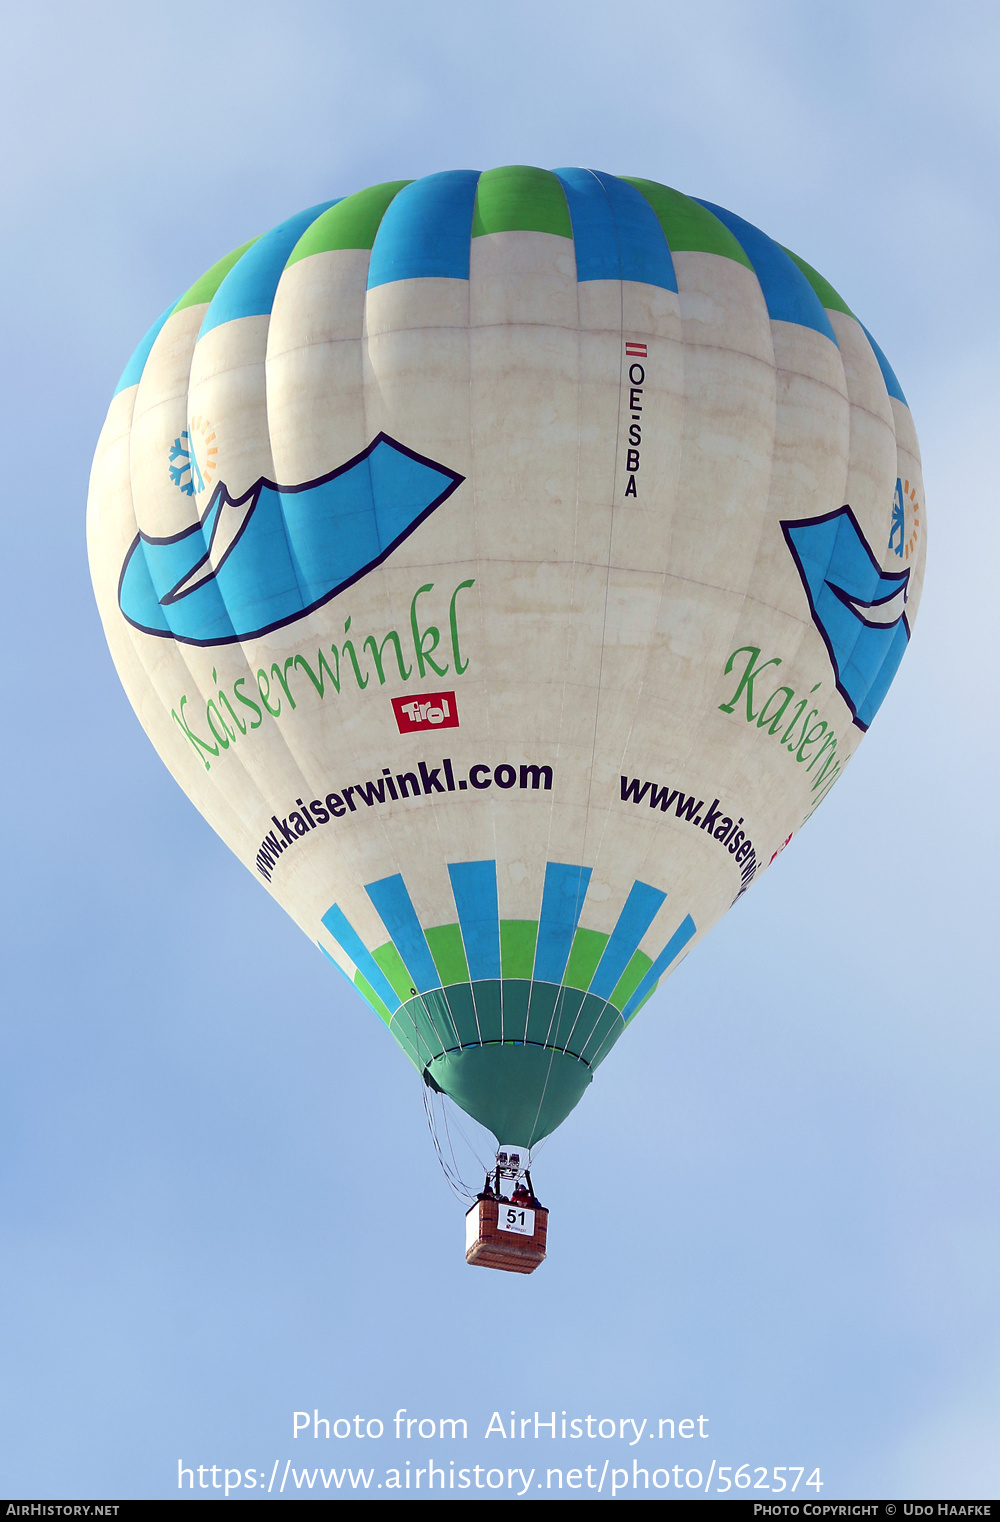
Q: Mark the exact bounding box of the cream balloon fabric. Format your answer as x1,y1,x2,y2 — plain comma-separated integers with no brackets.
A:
87,168,925,1146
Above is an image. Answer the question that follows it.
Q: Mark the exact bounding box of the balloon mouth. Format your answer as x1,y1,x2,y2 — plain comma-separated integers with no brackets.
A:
388,977,621,1145
424,1043,593,1148
392,981,624,1065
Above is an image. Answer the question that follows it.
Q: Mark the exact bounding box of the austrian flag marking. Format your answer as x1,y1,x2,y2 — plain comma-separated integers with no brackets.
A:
622,342,646,499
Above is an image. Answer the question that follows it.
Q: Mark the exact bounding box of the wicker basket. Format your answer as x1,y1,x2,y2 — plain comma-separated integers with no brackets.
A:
465,1198,548,1274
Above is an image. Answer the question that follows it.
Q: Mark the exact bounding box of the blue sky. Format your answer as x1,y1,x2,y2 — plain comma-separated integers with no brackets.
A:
1,0,998,1499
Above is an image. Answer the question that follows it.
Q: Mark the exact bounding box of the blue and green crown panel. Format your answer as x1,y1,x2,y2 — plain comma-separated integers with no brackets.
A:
319,859,696,1145
114,168,907,411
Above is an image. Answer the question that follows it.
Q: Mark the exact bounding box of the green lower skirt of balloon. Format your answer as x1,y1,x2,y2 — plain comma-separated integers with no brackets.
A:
403,976,605,1141
422,1040,591,1147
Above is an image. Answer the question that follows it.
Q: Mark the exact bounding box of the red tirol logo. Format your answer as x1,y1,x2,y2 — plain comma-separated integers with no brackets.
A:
392,692,459,733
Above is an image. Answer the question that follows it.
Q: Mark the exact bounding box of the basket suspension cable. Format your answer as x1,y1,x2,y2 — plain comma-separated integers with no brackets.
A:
422,1084,464,1201
440,1097,478,1195
437,1092,479,1199
421,1082,478,1201
439,1091,492,1177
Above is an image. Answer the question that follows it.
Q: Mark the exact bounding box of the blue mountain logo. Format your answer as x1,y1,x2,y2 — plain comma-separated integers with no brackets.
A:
782,506,911,731
118,434,464,646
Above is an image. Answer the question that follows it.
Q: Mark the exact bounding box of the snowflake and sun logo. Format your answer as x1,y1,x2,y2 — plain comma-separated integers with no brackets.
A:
888,475,922,561
168,416,218,498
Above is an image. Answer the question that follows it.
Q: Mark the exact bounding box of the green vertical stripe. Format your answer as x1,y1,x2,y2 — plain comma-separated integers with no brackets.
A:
500,920,538,979
781,247,855,317
471,165,572,239
563,928,610,991
285,180,412,265
425,924,469,986
172,239,259,312
609,949,653,1012
354,971,393,1026
623,179,753,268
372,943,416,1002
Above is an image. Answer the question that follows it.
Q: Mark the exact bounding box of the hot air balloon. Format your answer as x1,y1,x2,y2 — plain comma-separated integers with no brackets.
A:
88,167,925,1272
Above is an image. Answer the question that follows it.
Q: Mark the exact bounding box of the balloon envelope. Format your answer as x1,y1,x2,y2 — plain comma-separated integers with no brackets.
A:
88,168,925,1147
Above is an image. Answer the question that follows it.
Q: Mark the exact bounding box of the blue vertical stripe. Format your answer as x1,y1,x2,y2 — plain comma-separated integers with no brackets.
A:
367,170,481,288
622,915,697,1021
859,323,908,405
592,172,676,291
364,874,441,994
113,302,175,395
320,904,401,1012
532,862,593,984
448,861,501,981
696,200,837,341
554,168,621,281
199,200,339,335
589,880,668,1000
554,169,676,290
